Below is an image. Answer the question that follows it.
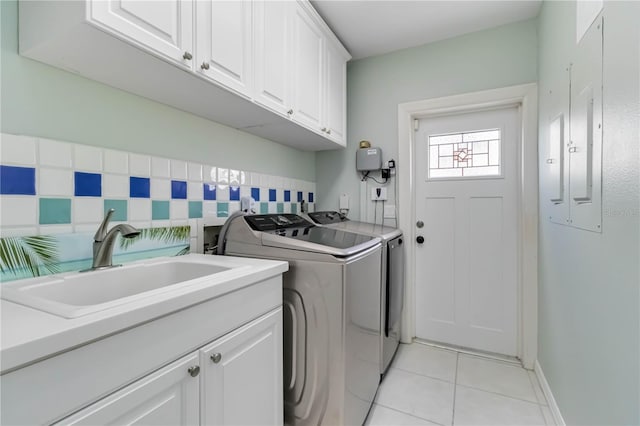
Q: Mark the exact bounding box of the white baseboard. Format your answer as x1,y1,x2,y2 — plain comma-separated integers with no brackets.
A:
534,360,566,426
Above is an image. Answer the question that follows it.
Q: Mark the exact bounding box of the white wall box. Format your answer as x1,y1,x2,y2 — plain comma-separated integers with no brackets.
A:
1,277,283,425
541,16,603,232
19,0,350,151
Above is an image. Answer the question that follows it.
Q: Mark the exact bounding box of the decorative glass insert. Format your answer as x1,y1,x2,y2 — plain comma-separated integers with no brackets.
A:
428,129,501,179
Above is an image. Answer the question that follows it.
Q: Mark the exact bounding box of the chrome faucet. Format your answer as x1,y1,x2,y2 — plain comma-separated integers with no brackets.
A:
84,209,140,271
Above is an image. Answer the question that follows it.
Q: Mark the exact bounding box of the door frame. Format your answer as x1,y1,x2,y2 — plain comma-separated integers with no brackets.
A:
397,83,538,368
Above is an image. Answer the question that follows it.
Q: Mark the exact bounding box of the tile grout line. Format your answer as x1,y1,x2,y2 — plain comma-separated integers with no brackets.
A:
373,403,448,426
455,382,544,406
391,365,457,385
451,351,459,426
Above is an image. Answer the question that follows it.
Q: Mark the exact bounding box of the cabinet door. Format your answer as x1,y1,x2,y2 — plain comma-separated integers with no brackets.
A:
253,0,292,116
89,0,194,69
292,4,324,131
196,0,252,97
325,41,347,145
200,309,283,426
58,353,200,425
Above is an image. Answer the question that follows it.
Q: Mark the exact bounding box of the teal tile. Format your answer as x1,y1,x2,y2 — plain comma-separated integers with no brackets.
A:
260,202,269,214
104,199,127,221
152,200,170,220
217,202,229,217
189,201,203,219
39,198,71,224
277,202,284,213
291,203,297,214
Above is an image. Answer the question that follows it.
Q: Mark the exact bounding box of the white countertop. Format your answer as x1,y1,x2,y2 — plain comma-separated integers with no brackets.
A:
0,254,288,374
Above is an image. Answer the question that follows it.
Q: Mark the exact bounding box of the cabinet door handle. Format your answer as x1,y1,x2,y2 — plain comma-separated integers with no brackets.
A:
201,62,210,70
287,109,294,115
321,127,327,132
183,51,193,60
546,158,554,164
188,366,200,377
211,353,222,363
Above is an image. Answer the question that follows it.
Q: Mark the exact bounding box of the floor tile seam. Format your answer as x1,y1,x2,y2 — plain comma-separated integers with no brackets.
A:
392,365,457,385
454,383,542,406
412,340,520,365
457,351,526,370
451,352,460,426
373,401,447,426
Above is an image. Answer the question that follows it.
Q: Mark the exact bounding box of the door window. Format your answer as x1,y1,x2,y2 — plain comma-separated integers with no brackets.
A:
428,129,501,179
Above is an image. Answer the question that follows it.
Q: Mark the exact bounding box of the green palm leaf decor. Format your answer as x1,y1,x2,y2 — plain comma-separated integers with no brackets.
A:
0,236,60,278
118,226,191,252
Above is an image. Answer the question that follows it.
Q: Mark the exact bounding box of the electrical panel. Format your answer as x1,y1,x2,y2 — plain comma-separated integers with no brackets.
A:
541,15,603,232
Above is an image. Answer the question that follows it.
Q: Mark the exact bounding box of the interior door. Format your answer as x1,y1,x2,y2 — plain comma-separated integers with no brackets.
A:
414,106,520,356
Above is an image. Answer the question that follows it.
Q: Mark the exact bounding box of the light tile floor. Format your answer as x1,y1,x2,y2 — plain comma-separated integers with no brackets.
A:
366,343,555,426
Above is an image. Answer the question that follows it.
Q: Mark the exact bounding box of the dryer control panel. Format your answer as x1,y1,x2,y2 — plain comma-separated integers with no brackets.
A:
244,214,313,232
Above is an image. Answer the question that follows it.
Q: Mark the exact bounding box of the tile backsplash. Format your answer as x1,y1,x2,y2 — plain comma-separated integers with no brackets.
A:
0,133,316,241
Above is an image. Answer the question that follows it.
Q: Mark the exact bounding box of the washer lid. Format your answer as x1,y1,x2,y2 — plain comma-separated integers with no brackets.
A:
307,211,402,241
261,227,380,257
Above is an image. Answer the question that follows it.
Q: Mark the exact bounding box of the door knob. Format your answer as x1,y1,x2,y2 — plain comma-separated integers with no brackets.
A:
416,221,424,228
416,236,424,244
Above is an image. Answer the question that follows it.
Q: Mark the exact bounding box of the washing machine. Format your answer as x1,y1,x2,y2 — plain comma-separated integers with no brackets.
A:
219,213,382,426
304,211,404,377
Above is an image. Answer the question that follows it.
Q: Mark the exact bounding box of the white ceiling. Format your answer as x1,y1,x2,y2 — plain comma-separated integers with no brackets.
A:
311,1,542,59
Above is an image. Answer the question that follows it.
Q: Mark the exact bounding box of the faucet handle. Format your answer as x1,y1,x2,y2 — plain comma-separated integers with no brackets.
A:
94,209,115,242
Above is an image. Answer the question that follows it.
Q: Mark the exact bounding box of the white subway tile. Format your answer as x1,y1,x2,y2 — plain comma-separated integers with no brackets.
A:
171,159,187,180
151,178,171,199
171,219,188,227
129,199,151,221
260,188,269,202
73,198,103,223
39,138,73,168
239,171,246,185
240,186,251,198
1,197,37,226
188,182,203,201
104,149,129,174
0,134,37,165
228,201,240,214
151,157,170,178
170,200,188,220
188,163,203,181
190,237,199,254
260,174,270,187
38,224,73,235
103,174,129,198
216,185,229,201
270,175,284,189
268,202,277,214
283,178,292,190
250,172,261,186
203,165,216,183
129,220,151,230
188,219,199,237
0,226,38,238
276,189,284,202
39,168,73,196
217,168,229,184
229,169,241,185
152,220,171,228
129,153,151,176
203,201,217,217
74,224,99,233
74,145,103,171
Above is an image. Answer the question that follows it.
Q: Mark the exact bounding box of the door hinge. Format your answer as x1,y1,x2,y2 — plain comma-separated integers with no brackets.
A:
413,119,419,131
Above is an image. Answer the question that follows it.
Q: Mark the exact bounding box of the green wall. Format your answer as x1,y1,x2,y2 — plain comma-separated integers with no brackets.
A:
316,18,538,218
537,2,640,424
0,0,315,181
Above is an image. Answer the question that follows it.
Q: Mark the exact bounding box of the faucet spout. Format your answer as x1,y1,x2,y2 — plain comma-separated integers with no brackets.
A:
82,209,141,271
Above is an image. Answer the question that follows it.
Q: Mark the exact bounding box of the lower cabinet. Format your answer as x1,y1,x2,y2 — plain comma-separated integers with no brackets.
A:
57,308,282,425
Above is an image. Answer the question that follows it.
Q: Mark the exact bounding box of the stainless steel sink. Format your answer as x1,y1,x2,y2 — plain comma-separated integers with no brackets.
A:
1,258,235,318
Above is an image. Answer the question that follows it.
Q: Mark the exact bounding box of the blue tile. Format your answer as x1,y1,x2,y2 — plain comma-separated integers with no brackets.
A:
269,189,276,202
284,190,291,202
189,201,203,219
74,172,101,197
251,187,260,201
130,177,150,198
0,165,36,195
39,198,71,224
230,186,240,201
171,180,187,199
203,183,216,200
309,192,314,203
104,200,127,221
297,191,303,202
152,200,170,220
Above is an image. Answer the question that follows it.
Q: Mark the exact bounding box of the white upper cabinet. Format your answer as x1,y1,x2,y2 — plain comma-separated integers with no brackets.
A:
19,0,350,150
325,40,348,144
196,0,253,97
292,3,325,132
253,0,292,116
89,0,194,69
